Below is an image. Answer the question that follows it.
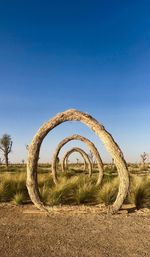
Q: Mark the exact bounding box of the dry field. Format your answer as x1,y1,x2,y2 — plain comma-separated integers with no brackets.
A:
0,203,150,257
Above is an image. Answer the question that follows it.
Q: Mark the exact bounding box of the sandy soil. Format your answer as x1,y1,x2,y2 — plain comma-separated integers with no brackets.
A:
0,204,150,257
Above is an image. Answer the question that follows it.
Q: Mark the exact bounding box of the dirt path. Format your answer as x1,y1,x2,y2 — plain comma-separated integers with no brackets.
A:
0,204,149,257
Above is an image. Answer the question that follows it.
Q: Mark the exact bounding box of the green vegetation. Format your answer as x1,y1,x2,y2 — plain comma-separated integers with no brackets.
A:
0,172,27,202
75,179,98,204
0,134,13,167
97,178,119,205
0,164,149,210
128,176,150,209
13,192,25,205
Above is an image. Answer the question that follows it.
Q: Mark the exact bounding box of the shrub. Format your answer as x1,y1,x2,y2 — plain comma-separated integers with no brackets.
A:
97,178,119,205
38,173,54,188
39,185,50,203
12,192,25,205
47,177,78,206
75,181,98,204
0,172,28,202
128,176,150,209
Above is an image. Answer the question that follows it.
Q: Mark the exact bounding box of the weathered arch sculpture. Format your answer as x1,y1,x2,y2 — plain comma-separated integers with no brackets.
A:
64,151,87,171
65,153,87,171
27,109,129,213
52,134,104,185
61,147,92,176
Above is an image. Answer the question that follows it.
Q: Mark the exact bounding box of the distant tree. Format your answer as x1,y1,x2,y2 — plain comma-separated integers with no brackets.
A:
22,159,25,165
0,157,4,165
88,150,95,168
76,158,79,164
140,152,148,166
88,150,93,162
0,134,13,167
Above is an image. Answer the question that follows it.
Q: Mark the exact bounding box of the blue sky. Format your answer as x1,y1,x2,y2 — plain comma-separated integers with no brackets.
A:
0,0,150,163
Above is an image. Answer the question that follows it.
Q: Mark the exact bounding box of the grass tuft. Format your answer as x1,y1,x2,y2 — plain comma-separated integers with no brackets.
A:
128,176,150,209
39,185,50,203
47,177,78,206
12,192,25,205
0,166,149,210
97,178,119,205
75,182,98,204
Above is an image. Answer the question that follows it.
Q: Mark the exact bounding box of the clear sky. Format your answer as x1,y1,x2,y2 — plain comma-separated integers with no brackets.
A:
0,1,150,163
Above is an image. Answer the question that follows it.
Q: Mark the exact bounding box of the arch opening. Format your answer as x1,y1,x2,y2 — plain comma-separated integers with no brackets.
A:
51,134,104,185
61,147,92,177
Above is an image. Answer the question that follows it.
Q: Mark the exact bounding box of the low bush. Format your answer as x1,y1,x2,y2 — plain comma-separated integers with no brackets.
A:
12,192,25,205
128,176,150,209
97,178,119,205
0,168,149,210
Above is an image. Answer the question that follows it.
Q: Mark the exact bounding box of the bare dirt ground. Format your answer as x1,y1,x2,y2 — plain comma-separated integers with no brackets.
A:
0,204,150,257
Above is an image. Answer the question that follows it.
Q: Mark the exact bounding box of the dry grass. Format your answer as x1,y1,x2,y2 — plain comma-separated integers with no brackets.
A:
97,178,119,205
0,165,149,209
12,192,25,205
128,176,150,209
